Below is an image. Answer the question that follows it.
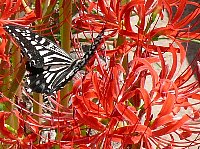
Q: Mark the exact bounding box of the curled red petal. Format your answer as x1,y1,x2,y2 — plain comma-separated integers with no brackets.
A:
115,102,139,124
152,115,190,136
0,112,16,140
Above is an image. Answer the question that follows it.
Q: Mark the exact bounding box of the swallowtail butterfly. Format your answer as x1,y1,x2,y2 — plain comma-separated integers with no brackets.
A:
4,24,104,95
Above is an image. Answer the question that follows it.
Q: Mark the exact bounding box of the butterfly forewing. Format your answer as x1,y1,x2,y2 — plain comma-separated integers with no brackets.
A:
4,25,73,68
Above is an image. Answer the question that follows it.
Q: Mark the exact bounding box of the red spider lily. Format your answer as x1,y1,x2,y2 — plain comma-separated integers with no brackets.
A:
0,108,40,148
67,57,198,148
69,0,200,148
0,0,37,69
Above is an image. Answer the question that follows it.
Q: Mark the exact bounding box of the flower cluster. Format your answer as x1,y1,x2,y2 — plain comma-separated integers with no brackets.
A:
0,0,199,148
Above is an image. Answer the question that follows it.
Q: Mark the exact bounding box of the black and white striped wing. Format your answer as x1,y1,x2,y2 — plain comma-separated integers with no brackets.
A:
4,24,74,94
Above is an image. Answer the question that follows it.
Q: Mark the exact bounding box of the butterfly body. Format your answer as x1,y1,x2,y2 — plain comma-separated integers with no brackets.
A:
4,24,104,95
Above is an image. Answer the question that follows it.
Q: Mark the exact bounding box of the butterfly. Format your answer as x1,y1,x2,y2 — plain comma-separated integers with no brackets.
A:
3,24,104,95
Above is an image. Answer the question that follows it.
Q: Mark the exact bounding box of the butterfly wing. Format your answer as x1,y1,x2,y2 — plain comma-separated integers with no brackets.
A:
4,24,74,94
4,24,104,95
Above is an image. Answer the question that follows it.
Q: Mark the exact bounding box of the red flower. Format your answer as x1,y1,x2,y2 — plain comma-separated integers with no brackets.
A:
0,0,37,67
70,0,200,148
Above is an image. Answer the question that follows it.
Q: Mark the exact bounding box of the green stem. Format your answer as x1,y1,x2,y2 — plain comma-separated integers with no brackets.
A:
59,0,72,108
